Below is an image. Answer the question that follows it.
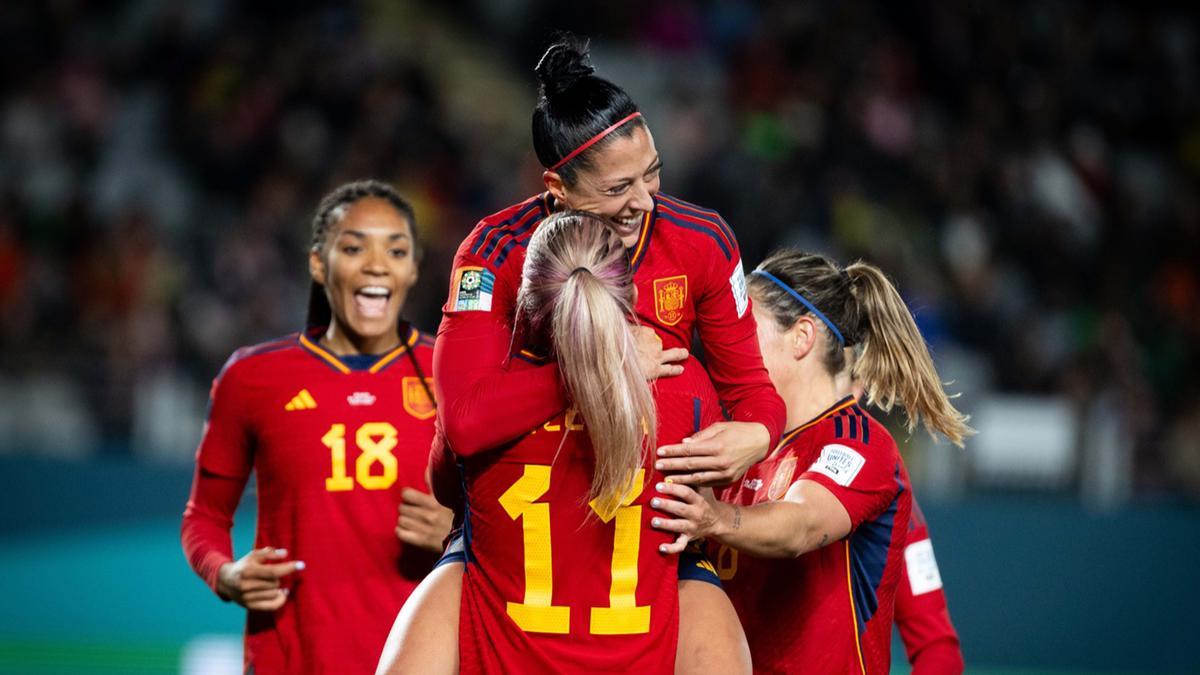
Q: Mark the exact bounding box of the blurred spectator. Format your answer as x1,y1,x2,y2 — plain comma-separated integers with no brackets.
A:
0,1,1196,499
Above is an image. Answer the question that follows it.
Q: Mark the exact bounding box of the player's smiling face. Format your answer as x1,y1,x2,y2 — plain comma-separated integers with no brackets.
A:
551,124,662,248
310,197,418,353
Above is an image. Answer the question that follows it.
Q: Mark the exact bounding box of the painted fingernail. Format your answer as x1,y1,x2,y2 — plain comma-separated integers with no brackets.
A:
659,544,667,552
655,462,665,470
651,498,661,507
656,483,667,491
281,588,290,596
275,548,288,557
294,561,306,571
652,518,661,527
657,448,665,456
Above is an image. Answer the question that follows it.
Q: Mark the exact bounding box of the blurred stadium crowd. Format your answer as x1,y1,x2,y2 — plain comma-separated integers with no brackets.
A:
1,1,1197,497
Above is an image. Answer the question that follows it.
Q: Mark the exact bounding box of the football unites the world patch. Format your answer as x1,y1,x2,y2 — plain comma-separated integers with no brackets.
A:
730,258,748,318
653,275,688,326
904,538,944,595
451,266,494,312
807,443,867,487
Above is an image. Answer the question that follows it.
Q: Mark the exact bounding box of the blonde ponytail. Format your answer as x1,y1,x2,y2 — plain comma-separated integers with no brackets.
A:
845,262,974,446
518,211,656,509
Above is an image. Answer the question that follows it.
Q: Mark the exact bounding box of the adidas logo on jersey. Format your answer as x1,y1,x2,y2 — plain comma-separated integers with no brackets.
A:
347,391,376,407
285,389,318,411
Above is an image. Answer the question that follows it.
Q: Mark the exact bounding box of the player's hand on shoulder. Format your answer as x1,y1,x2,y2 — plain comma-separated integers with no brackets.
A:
396,487,454,553
654,421,771,486
217,547,305,611
633,325,687,380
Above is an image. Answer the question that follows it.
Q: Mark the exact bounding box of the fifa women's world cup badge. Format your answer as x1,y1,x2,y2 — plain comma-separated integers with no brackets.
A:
653,275,688,326
451,266,495,312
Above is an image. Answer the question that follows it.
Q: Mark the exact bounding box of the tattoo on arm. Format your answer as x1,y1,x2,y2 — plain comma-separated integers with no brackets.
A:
731,505,742,530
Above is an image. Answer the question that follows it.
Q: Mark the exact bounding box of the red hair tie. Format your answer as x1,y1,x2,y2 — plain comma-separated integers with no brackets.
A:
548,112,644,171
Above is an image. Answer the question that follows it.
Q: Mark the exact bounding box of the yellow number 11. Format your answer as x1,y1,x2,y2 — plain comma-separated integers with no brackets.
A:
497,464,650,635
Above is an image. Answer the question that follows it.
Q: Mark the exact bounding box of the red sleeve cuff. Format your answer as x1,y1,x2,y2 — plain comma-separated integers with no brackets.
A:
730,404,784,449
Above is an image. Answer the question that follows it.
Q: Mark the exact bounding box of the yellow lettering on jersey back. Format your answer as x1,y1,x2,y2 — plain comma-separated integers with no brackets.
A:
497,464,653,637
539,406,587,434
589,469,651,634
716,544,739,581
499,465,570,633
565,407,585,432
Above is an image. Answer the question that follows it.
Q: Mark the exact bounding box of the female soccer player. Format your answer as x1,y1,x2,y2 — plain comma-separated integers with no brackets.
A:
379,35,780,674
181,180,452,674
651,250,972,674
454,211,725,673
896,499,965,673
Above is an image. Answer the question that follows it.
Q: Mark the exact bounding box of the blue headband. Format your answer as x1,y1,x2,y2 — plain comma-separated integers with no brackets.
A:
751,269,846,346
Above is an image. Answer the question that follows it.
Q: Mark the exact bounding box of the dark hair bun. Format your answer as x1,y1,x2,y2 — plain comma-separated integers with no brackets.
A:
534,35,595,100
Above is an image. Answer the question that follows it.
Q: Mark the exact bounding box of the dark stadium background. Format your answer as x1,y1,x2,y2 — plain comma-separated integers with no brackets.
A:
1,1,1197,673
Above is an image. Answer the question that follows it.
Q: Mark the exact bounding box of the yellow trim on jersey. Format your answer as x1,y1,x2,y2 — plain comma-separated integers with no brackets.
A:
299,334,351,374
627,210,653,267
846,540,867,675
300,330,418,375
516,348,549,364
284,388,318,411
368,328,419,374
772,397,858,456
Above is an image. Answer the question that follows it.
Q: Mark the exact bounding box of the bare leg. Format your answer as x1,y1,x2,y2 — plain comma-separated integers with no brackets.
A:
376,562,463,675
675,579,751,675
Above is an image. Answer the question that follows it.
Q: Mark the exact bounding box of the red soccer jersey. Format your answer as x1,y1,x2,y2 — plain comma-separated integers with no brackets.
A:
716,397,913,675
458,352,724,674
181,326,439,675
895,500,964,674
431,191,785,461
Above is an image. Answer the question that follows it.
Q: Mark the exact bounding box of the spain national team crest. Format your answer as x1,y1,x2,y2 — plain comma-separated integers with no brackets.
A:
767,456,797,501
653,275,688,326
402,377,436,420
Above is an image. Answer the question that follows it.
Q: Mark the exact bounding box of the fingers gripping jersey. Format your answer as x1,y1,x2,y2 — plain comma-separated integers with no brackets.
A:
458,354,724,674
716,398,913,675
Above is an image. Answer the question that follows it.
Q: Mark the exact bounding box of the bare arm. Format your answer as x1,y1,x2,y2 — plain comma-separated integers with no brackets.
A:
651,479,852,558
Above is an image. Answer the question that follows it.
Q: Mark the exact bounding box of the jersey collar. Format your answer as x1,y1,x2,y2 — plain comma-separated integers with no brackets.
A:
628,205,656,272
772,395,858,456
298,325,419,374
